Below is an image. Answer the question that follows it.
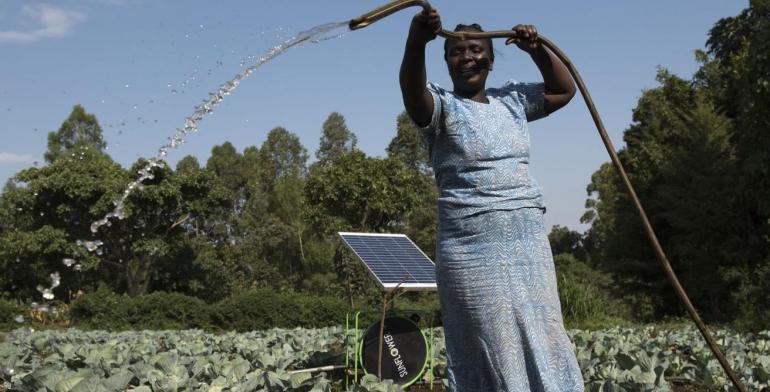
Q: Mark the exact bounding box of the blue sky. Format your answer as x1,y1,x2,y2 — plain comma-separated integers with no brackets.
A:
0,0,747,231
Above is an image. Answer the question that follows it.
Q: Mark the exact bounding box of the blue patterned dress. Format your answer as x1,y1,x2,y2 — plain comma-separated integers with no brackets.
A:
420,80,584,391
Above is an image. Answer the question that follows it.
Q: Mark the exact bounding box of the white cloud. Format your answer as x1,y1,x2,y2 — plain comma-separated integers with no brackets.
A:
0,4,85,43
0,152,36,163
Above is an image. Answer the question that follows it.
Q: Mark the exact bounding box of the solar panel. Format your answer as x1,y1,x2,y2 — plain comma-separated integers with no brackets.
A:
338,232,437,291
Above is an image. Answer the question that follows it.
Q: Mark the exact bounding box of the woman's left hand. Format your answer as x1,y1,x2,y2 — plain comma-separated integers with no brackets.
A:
505,24,539,53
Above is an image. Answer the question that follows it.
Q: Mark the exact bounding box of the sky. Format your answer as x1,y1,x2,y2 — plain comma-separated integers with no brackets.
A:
0,0,748,232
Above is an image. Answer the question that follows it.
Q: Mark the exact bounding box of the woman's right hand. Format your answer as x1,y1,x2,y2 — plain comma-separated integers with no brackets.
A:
408,9,441,45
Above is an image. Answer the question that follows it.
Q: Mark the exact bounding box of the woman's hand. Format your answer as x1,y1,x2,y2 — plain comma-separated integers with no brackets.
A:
407,9,441,46
505,24,539,53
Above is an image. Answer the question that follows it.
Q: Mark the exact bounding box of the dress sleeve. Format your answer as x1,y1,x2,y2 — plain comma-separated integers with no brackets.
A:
501,80,546,122
418,82,443,136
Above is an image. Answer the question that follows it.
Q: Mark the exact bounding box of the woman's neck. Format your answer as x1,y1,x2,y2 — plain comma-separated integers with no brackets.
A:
454,86,489,104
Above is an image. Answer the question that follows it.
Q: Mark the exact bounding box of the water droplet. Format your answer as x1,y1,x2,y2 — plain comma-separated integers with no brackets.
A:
133,105,138,110
39,287,54,300
77,239,104,252
50,272,61,288
39,212,44,217
184,34,189,38
199,24,204,29
101,99,106,104
125,83,130,88
1,366,15,377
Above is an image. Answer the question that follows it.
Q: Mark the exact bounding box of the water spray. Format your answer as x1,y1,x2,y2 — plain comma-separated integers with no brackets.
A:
349,1,747,390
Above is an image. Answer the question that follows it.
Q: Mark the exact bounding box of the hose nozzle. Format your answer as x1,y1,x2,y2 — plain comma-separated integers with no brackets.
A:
349,0,431,31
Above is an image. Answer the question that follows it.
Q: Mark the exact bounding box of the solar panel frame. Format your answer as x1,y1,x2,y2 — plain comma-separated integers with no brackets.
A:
338,232,437,291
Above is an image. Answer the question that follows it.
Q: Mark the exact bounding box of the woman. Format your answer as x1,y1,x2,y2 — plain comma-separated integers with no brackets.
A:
399,8,584,392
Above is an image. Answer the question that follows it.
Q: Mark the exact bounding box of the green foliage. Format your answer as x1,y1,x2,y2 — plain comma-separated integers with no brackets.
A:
0,327,346,391
69,289,349,332
554,254,630,329
44,105,107,163
213,290,348,332
257,127,309,188
582,1,770,327
0,146,125,300
306,151,423,231
0,299,26,331
124,291,212,330
548,225,585,260
387,111,430,173
68,286,130,330
316,112,357,164
2,326,769,391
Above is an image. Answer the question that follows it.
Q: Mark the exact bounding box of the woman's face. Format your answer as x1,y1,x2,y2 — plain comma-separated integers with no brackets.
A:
445,38,493,97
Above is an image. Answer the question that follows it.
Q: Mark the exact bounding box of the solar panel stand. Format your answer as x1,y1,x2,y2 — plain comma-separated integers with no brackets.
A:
339,232,438,388
377,276,410,379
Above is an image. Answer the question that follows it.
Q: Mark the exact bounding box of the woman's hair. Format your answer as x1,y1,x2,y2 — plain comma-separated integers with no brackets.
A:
443,23,494,62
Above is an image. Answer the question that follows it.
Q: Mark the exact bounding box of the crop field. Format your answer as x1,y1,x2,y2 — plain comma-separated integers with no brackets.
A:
1,325,769,391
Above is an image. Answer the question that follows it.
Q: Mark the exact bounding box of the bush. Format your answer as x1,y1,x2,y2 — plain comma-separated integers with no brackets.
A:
554,253,631,329
0,299,26,331
72,289,212,331
67,288,352,332
213,289,301,331
125,291,212,330
69,286,130,330
295,293,350,329
213,289,349,332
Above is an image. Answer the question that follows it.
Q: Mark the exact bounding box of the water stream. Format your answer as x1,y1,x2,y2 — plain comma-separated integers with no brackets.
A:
87,21,348,242
5,21,349,367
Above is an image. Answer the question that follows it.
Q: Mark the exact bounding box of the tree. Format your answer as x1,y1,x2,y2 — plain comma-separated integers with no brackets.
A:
387,111,431,173
706,1,770,228
548,225,585,260
385,111,439,259
257,127,308,189
316,112,357,164
581,70,702,319
175,155,201,174
0,147,126,300
581,64,763,321
44,105,107,163
306,150,423,231
206,142,247,193
306,151,427,305
0,143,235,299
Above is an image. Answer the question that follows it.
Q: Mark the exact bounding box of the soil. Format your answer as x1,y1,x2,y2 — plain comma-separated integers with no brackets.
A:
407,383,443,392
